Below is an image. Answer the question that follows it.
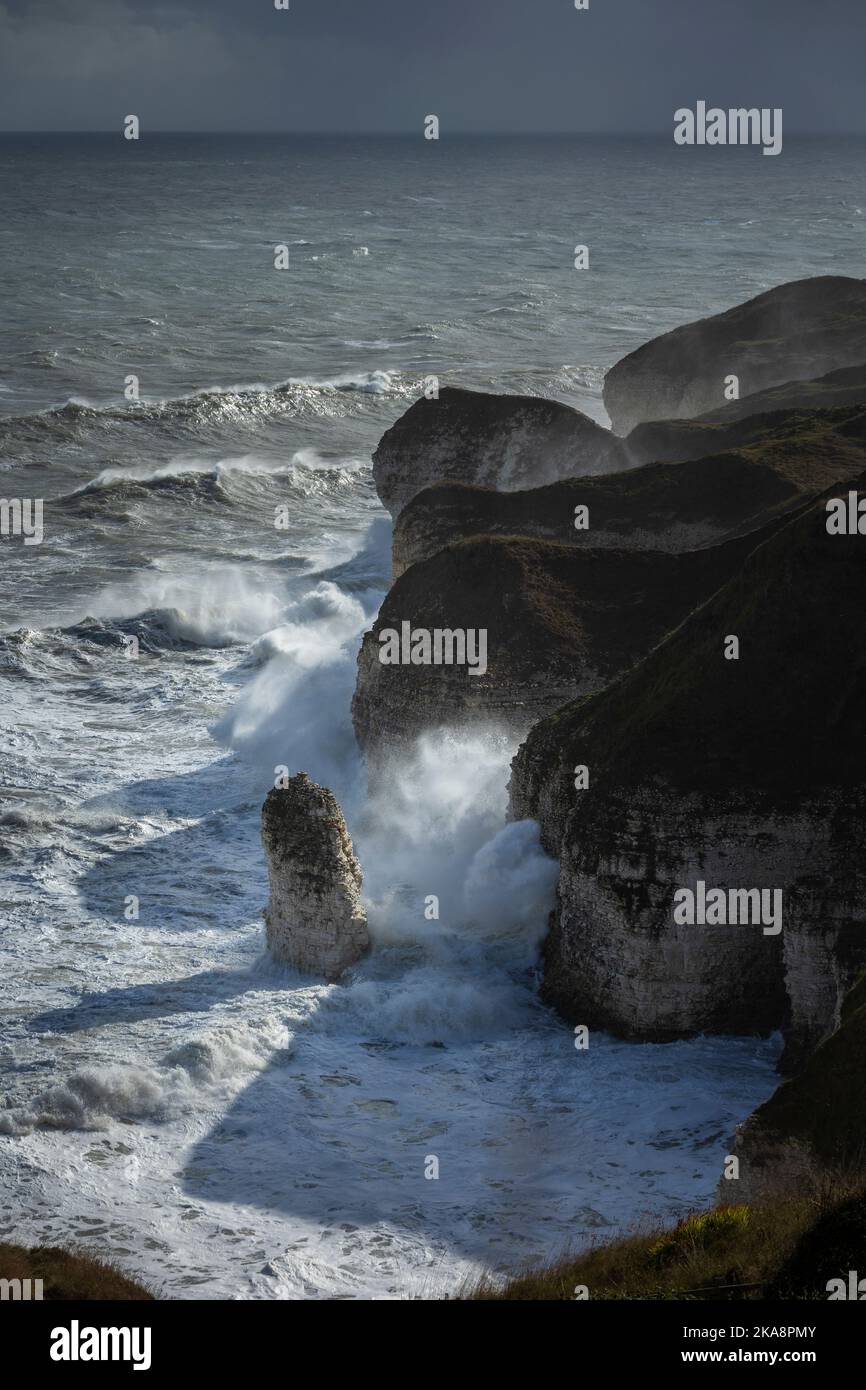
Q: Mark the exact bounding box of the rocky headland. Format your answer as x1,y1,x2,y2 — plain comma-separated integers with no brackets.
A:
352,529,763,761
372,385,621,519
266,275,866,1211
509,475,866,1068
392,390,866,576
603,275,866,433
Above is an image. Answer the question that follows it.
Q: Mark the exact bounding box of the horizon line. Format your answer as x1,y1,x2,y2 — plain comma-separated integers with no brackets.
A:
1,128,864,138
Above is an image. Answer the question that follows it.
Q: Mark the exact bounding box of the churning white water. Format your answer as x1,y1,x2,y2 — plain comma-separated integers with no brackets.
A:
4,131,844,1297
0,504,780,1298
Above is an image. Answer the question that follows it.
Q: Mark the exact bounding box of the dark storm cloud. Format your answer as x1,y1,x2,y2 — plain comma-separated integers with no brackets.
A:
0,0,863,133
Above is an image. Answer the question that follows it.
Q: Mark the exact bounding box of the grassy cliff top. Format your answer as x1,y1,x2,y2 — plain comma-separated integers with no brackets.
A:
374,529,761,681
0,1242,155,1300
516,468,866,796
468,1184,866,1301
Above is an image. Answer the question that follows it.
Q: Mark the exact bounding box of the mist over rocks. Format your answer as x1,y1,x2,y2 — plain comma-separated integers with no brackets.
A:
685,361,866,425
372,385,621,520
353,272,866,1141
603,276,866,434
388,392,866,580
622,398,866,477
261,774,369,981
509,475,866,1061
391,449,805,577
351,529,763,762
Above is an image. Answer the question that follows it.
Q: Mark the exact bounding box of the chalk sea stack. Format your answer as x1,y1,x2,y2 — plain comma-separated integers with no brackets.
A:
510,473,866,1062
372,385,620,520
603,276,866,434
261,774,369,981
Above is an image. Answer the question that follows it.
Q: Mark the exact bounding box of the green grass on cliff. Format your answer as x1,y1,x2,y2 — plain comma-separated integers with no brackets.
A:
517,466,866,798
468,1185,866,1301
0,1242,155,1300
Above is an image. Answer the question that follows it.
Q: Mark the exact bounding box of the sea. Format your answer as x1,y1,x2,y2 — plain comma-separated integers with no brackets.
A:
1,133,862,1299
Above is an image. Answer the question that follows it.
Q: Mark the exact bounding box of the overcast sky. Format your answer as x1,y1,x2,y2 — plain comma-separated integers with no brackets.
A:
0,0,863,134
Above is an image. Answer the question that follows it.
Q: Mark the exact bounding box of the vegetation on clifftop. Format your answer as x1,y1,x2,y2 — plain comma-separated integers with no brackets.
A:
514,467,866,802
0,1242,155,1300
469,1184,866,1301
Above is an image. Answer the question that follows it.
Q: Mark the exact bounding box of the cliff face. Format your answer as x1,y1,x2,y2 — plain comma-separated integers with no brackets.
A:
540,787,863,1055
603,276,866,433
261,774,369,980
352,530,760,761
372,385,621,519
730,974,866,1202
510,474,866,1060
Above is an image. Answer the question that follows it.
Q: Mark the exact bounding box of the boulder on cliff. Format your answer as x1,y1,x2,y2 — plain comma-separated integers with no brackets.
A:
603,276,866,434
510,471,866,1057
261,774,369,980
372,385,621,519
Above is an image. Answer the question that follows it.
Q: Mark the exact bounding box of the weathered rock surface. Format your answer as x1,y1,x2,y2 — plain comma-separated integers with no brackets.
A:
261,774,369,980
510,474,866,1059
352,529,763,761
729,973,866,1202
372,385,621,519
603,276,866,433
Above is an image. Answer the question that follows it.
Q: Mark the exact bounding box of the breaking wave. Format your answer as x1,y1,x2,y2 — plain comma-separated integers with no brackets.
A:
0,370,414,444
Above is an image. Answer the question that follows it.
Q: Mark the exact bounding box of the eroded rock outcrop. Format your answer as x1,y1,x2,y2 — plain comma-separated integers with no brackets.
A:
604,276,866,434
352,529,763,761
510,474,866,1059
372,385,621,519
261,774,369,980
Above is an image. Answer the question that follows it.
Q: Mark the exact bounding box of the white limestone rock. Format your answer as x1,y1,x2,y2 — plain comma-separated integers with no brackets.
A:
261,774,369,981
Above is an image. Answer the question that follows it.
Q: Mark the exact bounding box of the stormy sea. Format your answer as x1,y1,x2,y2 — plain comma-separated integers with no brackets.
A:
1,133,863,1298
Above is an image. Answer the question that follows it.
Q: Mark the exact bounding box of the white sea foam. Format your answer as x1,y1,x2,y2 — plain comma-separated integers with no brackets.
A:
2,1019,293,1134
0,495,779,1300
88,566,290,647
